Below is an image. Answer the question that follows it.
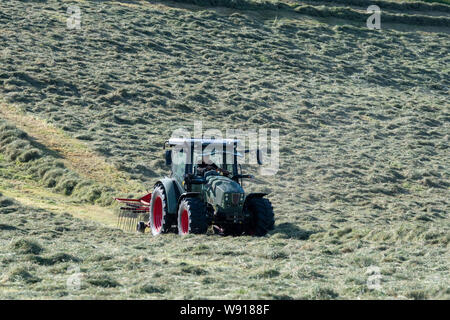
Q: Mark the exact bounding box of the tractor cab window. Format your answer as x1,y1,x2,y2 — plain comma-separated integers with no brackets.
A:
209,150,223,167
191,144,239,177
192,146,222,176
193,151,203,168
172,149,186,181
224,151,237,174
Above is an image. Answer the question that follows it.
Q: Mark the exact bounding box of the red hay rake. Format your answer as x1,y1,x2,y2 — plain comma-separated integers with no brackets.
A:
115,193,151,232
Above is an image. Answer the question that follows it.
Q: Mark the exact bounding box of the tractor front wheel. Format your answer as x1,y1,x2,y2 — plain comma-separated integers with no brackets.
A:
149,184,173,235
177,197,208,235
244,197,275,236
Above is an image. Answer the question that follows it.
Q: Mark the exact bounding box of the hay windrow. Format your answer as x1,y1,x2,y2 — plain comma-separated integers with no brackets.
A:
303,0,450,13
0,119,116,205
294,5,450,27
170,0,450,26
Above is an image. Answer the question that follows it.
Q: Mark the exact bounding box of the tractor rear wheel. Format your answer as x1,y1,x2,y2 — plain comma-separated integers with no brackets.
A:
149,184,172,235
244,197,274,236
177,197,208,235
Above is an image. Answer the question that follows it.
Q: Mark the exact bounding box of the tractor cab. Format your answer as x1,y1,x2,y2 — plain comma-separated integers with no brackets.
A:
164,138,260,190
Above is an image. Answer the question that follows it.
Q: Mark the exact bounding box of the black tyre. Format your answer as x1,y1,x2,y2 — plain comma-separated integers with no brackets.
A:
178,197,208,235
228,224,245,236
245,197,275,236
217,223,244,237
149,184,173,235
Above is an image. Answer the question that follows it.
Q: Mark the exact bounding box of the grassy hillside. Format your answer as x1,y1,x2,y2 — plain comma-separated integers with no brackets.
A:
0,0,449,299
1,191,448,299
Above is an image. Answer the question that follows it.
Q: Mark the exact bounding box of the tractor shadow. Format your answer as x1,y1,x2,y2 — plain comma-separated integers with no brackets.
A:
271,222,316,240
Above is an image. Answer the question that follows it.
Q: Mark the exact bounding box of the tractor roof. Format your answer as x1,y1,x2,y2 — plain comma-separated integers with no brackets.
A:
167,138,240,147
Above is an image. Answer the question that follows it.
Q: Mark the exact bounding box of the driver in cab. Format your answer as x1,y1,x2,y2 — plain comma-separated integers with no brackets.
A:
197,153,230,177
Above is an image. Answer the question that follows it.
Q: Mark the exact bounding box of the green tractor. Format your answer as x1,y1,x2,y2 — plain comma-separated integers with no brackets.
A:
116,138,274,236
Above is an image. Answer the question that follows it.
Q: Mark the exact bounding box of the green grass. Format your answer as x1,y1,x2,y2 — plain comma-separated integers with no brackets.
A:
0,0,449,299
0,194,448,299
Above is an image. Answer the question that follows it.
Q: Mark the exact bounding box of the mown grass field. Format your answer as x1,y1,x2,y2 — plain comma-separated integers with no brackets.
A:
0,0,449,299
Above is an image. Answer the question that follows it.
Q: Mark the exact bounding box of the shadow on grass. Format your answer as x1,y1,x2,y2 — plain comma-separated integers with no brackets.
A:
28,136,63,160
272,222,315,240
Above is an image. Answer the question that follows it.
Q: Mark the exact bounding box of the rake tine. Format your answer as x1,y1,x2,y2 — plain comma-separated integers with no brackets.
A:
129,214,134,232
120,213,125,230
134,216,138,231
122,214,127,231
117,211,122,229
127,212,131,231
120,212,125,230
134,212,139,231
117,207,149,232
130,214,134,231
122,211,127,230
132,218,136,231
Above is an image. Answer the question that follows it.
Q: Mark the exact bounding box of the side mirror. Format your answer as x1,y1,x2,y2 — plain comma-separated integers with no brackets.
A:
256,149,263,165
165,150,172,166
